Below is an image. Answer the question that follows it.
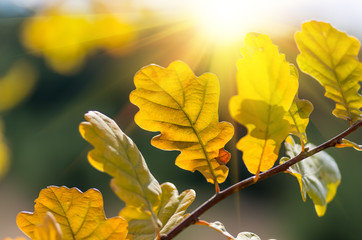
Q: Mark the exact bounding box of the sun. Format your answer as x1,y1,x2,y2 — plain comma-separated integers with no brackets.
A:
191,0,255,44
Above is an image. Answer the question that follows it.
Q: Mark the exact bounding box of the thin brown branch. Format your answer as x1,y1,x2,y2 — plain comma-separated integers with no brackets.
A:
161,121,362,240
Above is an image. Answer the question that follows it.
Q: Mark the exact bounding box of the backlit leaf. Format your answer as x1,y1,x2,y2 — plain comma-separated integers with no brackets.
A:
335,138,362,151
282,137,341,217
79,111,195,239
285,95,314,143
127,182,195,240
17,186,128,240
33,212,62,240
79,111,162,223
296,20,362,123
196,220,234,240
129,61,234,184
229,33,298,176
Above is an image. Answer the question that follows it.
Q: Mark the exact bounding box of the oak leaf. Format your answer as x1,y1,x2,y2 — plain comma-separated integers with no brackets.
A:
285,96,313,144
195,220,234,240
79,111,161,221
296,20,362,123
282,137,341,217
335,138,362,151
236,232,261,240
229,33,298,176
127,182,195,240
129,61,234,184
33,212,62,240
17,186,128,240
79,111,195,239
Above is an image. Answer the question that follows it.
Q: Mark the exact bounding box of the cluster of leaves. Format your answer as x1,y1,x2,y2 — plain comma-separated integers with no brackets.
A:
7,20,362,240
22,0,137,74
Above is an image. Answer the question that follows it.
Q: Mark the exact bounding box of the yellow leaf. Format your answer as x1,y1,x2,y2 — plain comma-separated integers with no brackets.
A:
79,111,195,239
33,212,62,240
21,6,137,75
129,61,234,184
0,60,37,112
17,186,128,240
229,33,298,176
296,20,362,123
335,138,362,151
21,12,92,75
283,137,341,217
92,14,136,55
285,96,314,144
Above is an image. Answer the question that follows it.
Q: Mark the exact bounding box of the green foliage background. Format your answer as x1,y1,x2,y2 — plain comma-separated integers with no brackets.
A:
0,2,361,239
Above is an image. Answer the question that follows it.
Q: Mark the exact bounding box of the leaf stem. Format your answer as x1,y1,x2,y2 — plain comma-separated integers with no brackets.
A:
160,121,361,240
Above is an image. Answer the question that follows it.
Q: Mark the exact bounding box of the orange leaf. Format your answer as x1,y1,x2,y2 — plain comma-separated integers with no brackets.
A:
17,186,128,240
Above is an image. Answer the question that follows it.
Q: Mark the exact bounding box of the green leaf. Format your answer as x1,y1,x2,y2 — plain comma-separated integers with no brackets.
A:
129,60,234,184
17,186,128,240
296,20,362,123
79,111,162,223
282,137,341,217
79,111,195,239
229,33,298,176
235,232,261,240
196,220,234,240
127,183,195,240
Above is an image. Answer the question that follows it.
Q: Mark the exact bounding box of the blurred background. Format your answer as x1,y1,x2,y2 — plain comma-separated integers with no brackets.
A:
0,0,361,239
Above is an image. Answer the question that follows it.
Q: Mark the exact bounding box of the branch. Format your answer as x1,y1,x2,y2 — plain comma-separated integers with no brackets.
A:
161,121,362,240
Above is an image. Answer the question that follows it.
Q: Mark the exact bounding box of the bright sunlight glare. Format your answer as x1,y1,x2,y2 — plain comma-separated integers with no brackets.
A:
191,0,287,44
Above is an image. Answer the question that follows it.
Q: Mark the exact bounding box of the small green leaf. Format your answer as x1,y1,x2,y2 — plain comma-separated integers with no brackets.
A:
235,232,261,240
196,220,234,240
283,137,341,217
296,20,362,123
158,183,195,235
127,183,196,239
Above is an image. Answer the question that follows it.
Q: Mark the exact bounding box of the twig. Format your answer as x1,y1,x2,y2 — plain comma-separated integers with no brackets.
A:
161,121,362,240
